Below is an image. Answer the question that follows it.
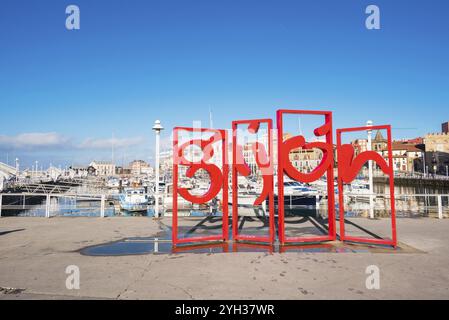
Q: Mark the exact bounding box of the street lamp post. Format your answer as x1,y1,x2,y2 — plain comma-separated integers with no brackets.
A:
366,120,374,219
15,158,19,179
152,120,164,218
422,152,426,176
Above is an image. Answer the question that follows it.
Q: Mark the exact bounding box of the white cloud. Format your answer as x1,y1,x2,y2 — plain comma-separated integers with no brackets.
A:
0,132,148,162
78,136,146,149
0,132,70,150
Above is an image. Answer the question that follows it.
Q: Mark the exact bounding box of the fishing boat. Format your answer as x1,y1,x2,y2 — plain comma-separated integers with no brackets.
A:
119,187,149,212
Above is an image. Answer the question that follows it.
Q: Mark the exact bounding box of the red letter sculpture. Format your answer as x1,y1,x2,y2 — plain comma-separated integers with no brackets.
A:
172,127,229,245
276,110,336,244
336,125,397,247
169,109,398,249
232,119,275,243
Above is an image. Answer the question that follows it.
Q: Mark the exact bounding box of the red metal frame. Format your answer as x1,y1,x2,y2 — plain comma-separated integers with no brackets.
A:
276,109,336,245
232,119,275,244
172,127,229,246
232,242,274,253
279,243,335,253
171,242,272,253
171,242,229,254
336,125,397,247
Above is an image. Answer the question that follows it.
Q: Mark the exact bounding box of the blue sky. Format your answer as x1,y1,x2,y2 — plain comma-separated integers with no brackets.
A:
0,0,448,168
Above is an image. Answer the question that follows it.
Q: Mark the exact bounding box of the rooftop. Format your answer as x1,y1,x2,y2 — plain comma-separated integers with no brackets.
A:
391,142,423,152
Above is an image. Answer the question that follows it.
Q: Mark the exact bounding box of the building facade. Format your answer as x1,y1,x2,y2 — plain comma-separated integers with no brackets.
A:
424,132,449,175
89,161,116,176
442,121,449,134
129,160,153,175
351,131,425,173
424,133,449,153
351,139,368,155
372,130,388,152
380,142,424,172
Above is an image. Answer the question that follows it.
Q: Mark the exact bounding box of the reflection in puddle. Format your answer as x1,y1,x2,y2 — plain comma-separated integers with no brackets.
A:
79,218,421,256
80,237,416,256
80,239,173,256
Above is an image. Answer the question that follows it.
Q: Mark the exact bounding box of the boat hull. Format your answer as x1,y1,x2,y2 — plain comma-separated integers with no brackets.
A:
228,194,321,207
270,194,319,206
119,201,148,212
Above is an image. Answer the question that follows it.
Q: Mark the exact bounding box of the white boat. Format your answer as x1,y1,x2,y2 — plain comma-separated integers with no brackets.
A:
106,177,120,188
190,181,211,196
119,187,149,212
345,180,370,194
310,178,337,192
0,176,5,192
161,183,195,215
179,179,193,190
344,180,371,202
142,179,152,188
156,181,166,193
228,178,321,207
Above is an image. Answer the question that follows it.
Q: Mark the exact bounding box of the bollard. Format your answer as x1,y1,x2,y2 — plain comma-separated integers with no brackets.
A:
154,237,159,253
100,195,106,218
45,194,50,218
369,194,375,219
315,195,320,218
160,195,164,217
438,195,443,219
0,194,2,217
154,193,160,218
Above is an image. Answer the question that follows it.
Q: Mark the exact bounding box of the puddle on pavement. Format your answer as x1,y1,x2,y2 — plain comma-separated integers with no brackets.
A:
79,237,421,256
79,219,422,256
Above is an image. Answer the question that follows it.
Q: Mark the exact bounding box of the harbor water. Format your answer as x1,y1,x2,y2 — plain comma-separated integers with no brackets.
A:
1,183,447,218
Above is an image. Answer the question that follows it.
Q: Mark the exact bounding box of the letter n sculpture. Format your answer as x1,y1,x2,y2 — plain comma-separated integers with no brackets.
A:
336,125,397,247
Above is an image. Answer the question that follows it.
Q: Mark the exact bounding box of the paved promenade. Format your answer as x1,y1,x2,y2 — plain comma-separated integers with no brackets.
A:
1,217,449,299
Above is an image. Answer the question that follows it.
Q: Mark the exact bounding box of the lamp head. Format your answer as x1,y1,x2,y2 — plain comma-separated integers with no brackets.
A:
152,120,164,132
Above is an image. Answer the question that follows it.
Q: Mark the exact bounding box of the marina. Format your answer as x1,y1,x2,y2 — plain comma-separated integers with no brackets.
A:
1,177,448,219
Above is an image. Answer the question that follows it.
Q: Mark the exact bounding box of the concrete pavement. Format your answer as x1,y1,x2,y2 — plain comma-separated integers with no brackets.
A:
1,217,449,299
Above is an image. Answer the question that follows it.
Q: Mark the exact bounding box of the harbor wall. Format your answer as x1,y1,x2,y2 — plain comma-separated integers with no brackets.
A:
374,176,449,188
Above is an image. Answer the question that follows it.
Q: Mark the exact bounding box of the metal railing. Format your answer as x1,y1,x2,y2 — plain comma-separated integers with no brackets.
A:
1,192,448,219
0,193,109,218
363,171,449,181
342,193,449,219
